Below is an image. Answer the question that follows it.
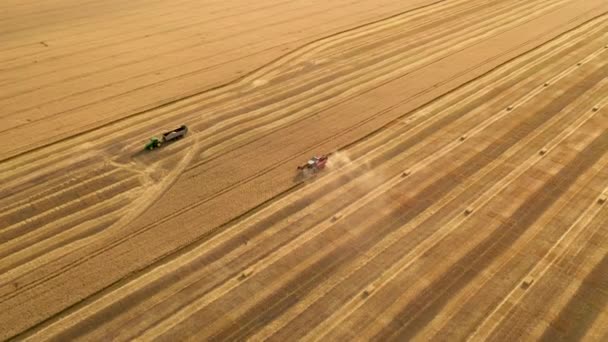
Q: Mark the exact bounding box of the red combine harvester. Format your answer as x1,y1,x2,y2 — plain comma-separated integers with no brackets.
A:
297,154,330,174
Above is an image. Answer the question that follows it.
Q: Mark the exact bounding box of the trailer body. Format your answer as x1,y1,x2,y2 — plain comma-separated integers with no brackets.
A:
162,125,188,142
145,125,188,150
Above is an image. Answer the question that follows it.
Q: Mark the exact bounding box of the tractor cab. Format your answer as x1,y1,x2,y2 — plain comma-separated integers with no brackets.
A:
145,137,162,150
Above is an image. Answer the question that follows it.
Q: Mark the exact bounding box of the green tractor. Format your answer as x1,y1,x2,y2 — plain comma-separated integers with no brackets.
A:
144,125,188,151
145,137,162,150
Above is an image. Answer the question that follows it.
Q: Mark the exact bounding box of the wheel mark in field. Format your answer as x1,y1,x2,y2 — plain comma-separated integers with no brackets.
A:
467,99,608,340
0,0,466,94
0,0,305,70
0,141,199,299
192,0,507,108
3,7,604,184
0,4,592,294
0,196,136,282
200,64,608,341
256,54,608,342
1,215,124,283
0,0,585,164
32,31,576,340
535,230,608,341
470,184,608,341
253,70,608,338
305,112,607,341
97,0,562,159
0,168,128,228
414,104,608,340
182,0,549,163
366,72,608,340
0,156,105,201
375,134,608,340
0,180,145,270
128,0,601,177
263,0,474,74
510,208,608,341
158,0,576,224
0,149,152,236
61,56,588,340
0,0,460,121
5,10,608,340
0,0,528,156
0,175,142,244
2,7,596,324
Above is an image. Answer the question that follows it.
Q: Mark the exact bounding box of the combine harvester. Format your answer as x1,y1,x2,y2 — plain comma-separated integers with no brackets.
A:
297,154,331,175
145,125,188,150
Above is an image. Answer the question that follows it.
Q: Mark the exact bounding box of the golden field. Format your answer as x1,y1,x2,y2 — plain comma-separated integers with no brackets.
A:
1,0,608,340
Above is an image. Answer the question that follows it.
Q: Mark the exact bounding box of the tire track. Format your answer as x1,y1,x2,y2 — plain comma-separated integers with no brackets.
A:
4,0,512,130
0,138,199,293
4,4,604,316
466,183,608,341
2,0,600,179
144,0,573,229
0,0,548,178
0,0,434,118
484,206,608,341
0,0,282,61
373,126,608,340
0,0,364,94
0,0,445,82
182,0,547,160
0,168,128,227
258,61,608,342
16,10,604,340
193,62,608,341
0,0,575,163
4,3,608,340
160,51,604,342
537,223,608,341
413,106,608,341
